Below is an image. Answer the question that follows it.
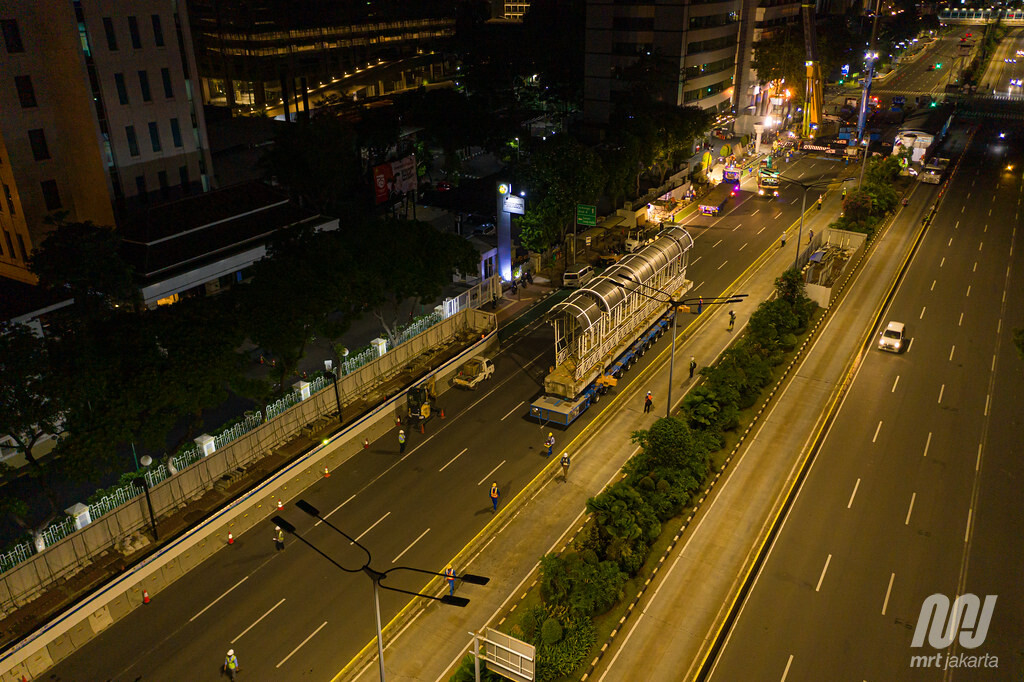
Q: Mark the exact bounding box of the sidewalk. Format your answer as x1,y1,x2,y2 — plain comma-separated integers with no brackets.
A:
337,185,874,681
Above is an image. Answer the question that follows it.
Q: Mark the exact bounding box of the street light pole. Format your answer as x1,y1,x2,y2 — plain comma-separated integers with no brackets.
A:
325,360,342,419
135,455,159,541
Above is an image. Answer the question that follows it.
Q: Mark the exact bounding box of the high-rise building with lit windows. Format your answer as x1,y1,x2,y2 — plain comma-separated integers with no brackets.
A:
0,0,213,282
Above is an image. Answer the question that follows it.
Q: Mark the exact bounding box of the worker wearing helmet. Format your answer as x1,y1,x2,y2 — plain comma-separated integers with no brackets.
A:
544,433,555,457
224,649,239,680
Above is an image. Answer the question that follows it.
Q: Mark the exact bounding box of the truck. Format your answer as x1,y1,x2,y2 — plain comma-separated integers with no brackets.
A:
919,157,950,184
625,226,658,252
757,157,780,197
698,182,738,216
453,357,494,389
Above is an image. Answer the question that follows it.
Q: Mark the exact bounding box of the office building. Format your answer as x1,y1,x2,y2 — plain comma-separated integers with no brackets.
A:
505,2,532,20
0,0,213,283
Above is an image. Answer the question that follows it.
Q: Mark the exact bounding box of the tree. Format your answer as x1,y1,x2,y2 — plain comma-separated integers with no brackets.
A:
354,219,480,346
842,189,874,224
29,219,137,315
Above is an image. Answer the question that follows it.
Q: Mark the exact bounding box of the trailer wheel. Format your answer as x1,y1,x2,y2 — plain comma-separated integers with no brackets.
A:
592,392,600,404
614,370,622,379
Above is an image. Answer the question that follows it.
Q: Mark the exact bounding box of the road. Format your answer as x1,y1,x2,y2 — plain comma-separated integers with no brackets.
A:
43,155,843,680
873,35,967,100
979,27,1024,95
705,123,1023,679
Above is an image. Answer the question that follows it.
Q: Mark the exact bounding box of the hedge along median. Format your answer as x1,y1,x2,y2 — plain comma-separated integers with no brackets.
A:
449,269,818,682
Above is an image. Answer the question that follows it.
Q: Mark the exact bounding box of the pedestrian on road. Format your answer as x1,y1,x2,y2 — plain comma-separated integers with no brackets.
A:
544,433,555,457
445,565,457,596
780,232,787,248
490,481,500,511
817,194,823,210
560,452,571,480
224,649,240,680
728,310,736,331
643,391,653,413
689,357,697,379
273,525,284,552
808,228,814,243
398,429,406,454
842,187,847,200
697,296,703,314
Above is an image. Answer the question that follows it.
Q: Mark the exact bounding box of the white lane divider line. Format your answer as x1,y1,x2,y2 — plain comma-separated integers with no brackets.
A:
392,528,430,563
905,493,916,526
317,493,357,526
276,621,327,668
439,448,469,472
847,478,861,509
872,421,883,443
739,242,748,251
232,598,285,644
757,225,766,234
966,284,972,298
920,306,926,319
949,345,956,362
892,375,900,393
923,431,932,458
965,509,973,544
190,576,249,622
938,384,945,404
882,573,895,615
717,260,728,270
976,443,982,471
478,460,505,486
815,554,832,592
500,401,524,421
713,239,723,248
780,654,794,682
353,512,390,544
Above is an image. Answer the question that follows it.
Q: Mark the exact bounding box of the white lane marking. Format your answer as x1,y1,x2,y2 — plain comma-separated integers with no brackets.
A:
439,448,468,472
816,554,832,592
392,527,430,563
979,241,984,251
905,493,916,525
872,421,883,443
717,260,728,270
958,312,964,326
948,237,953,247
985,393,991,417
919,306,926,320
891,375,900,393
757,225,766,234
940,257,945,267
882,573,895,615
955,220,959,229
847,478,861,509
965,509,972,543
775,212,783,219
353,512,390,544
976,443,983,472
732,223,742,232
938,384,945,404
949,345,956,362
477,460,505,486
973,261,978,272
692,256,702,265
923,432,932,458
966,285,971,298
190,577,249,622
232,598,285,644
739,242,748,251
276,621,327,668
752,208,760,215
713,239,723,248
780,655,794,682
317,494,357,526
500,401,524,421
930,280,936,291
695,281,705,290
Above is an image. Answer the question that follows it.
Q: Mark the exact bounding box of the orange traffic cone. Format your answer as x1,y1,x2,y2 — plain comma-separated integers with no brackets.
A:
277,499,283,510
364,438,370,449
227,532,234,545
440,408,445,419
323,466,330,478
419,421,425,434
143,589,150,604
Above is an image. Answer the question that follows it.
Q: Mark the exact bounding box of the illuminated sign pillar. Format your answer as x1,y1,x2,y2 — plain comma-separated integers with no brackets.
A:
496,183,522,282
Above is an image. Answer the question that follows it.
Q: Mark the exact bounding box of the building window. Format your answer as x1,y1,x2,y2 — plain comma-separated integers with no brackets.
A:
103,17,118,51
114,73,129,104
151,15,164,47
158,170,169,198
3,183,15,214
138,70,151,102
170,117,183,147
125,125,139,157
14,75,36,107
179,165,190,193
28,129,50,161
16,234,27,261
136,175,147,200
128,16,141,49
149,121,161,152
1,19,24,53
40,180,61,211
4,232,16,258
161,67,173,98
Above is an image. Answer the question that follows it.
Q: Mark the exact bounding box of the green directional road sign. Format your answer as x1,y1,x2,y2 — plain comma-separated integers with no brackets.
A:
576,204,597,226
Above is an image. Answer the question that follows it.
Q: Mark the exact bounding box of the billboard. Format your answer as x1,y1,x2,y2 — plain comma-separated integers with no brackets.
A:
373,155,417,204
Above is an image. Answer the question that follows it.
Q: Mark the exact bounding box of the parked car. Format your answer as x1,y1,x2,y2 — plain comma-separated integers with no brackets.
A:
465,214,496,236
436,180,453,192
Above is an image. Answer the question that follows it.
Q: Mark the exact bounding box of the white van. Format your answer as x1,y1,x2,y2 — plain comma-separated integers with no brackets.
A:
563,264,595,289
878,321,906,352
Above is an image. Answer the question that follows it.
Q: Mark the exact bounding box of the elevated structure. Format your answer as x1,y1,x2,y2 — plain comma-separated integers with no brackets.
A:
800,0,824,138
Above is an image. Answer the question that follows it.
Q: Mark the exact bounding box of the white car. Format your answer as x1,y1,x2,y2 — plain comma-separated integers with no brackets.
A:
878,321,906,353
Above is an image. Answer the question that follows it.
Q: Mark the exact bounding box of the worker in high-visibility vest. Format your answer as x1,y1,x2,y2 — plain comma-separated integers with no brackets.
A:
445,565,456,596
544,433,555,457
398,429,406,454
490,481,500,511
224,649,239,680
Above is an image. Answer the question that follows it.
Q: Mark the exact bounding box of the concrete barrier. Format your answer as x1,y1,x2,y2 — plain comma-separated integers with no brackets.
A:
0,317,498,679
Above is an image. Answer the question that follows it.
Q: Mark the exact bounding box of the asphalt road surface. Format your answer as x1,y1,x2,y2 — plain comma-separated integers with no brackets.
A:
873,35,972,100
707,123,1024,680
44,156,844,681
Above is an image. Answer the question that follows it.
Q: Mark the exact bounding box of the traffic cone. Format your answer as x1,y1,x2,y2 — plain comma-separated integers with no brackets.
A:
143,589,150,604
227,532,234,545
323,465,330,478
420,421,425,434
277,499,283,510
440,408,445,419
364,438,370,449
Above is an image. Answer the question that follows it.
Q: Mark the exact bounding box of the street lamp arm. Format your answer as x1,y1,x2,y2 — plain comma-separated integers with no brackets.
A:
375,580,470,607
295,499,373,565
272,515,363,573
384,565,491,585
